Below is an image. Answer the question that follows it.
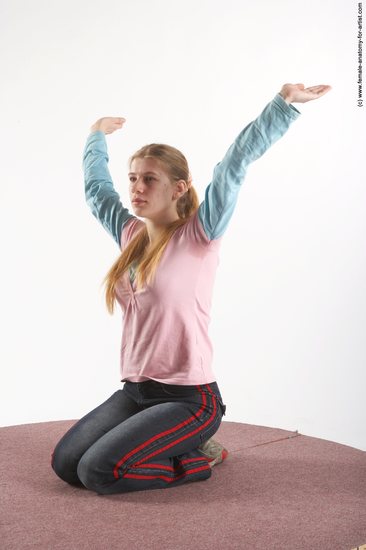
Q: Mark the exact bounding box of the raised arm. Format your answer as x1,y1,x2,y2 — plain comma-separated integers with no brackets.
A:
198,83,331,240
83,117,135,248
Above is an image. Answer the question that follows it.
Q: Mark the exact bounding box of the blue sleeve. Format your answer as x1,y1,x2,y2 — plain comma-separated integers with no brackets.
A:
83,130,135,247
198,93,301,240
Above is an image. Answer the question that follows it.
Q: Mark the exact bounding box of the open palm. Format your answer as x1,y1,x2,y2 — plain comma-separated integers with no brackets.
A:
280,83,332,103
90,117,126,134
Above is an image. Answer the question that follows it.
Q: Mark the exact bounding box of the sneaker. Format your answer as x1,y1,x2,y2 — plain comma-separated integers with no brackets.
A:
198,438,229,467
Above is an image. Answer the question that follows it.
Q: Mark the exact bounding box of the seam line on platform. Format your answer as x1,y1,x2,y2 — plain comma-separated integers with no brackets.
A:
227,432,302,453
248,432,301,448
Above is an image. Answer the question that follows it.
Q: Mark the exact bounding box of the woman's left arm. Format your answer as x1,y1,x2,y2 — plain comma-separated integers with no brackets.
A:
198,83,331,241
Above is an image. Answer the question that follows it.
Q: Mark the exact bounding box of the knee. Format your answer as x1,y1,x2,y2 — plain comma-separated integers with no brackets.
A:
76,452,105,493
51,442,82,486
77,451,130,495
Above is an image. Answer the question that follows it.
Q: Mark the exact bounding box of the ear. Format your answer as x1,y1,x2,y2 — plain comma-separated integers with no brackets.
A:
172,180,188,200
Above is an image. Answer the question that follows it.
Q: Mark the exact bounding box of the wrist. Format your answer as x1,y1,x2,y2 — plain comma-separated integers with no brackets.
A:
279,92,293,105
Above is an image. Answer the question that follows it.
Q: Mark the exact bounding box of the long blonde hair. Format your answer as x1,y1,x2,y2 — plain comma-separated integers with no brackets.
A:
103,144,200,314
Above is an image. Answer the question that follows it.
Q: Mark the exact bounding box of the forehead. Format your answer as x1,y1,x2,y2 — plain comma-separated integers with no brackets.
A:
129,157,164,175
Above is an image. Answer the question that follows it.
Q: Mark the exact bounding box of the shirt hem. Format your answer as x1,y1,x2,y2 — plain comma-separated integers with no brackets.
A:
121,374,217,385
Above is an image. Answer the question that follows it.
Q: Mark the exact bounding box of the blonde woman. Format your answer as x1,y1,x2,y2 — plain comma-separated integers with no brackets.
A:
52,83,331,494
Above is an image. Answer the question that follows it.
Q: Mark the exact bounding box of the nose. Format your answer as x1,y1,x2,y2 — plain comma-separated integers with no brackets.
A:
130,177,146,194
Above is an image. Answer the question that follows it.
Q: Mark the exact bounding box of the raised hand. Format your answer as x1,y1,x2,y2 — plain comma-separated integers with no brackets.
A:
279,83,332,104
90,117,127,135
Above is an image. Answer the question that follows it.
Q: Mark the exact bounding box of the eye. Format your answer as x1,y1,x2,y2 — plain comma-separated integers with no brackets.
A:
129,176,155,183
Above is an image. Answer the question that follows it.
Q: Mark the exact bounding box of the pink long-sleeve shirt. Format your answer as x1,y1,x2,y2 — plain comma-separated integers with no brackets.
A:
115,212,222,384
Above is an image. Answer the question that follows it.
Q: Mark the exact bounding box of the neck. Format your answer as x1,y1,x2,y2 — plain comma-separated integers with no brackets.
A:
144,215,180,246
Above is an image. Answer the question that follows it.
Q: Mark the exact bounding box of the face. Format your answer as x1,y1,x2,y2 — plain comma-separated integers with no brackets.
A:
128,157,184,223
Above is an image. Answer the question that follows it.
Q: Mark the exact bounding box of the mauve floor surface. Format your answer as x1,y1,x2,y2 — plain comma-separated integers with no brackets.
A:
1,420,365,550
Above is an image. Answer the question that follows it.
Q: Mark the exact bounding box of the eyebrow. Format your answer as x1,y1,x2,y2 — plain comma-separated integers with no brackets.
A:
128,171,159,176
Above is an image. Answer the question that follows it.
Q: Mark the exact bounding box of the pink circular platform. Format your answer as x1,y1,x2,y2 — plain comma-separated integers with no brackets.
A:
1,420,365,549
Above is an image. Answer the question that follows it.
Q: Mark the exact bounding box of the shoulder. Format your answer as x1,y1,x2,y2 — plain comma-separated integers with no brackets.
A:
176,210,223,251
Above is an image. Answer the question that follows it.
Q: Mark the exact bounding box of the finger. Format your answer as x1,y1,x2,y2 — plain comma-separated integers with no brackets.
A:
304,86,322,93
314,87,332,96
111,119,126,129
106,117,126,123
305,85,331,93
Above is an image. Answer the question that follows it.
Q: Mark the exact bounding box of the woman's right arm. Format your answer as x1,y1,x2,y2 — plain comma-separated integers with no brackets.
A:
83,117,135,248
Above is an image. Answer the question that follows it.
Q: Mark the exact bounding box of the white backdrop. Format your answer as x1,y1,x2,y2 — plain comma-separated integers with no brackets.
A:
1,0,365,450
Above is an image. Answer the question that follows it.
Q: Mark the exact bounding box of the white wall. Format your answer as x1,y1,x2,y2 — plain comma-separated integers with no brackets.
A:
1,0,365,450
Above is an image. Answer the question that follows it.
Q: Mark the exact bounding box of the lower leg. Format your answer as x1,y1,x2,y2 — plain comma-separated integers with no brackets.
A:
77,393,223,494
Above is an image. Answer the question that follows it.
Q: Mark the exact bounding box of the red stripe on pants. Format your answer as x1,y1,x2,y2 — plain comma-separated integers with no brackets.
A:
123,464,211,483
113,384,217,480
129,456,208,473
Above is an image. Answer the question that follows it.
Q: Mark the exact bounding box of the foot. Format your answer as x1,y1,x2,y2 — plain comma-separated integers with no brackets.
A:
198,438,229,468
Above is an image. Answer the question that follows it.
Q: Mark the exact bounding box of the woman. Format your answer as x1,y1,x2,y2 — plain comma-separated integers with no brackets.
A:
52,83,331,494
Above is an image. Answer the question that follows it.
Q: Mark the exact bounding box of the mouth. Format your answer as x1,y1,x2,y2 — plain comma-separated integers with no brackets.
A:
132,200,147,205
